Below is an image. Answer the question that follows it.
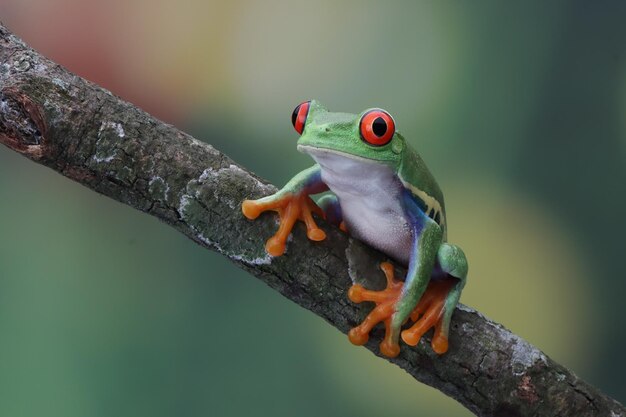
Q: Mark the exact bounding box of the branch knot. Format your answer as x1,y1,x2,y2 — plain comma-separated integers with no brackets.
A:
0,86,47,158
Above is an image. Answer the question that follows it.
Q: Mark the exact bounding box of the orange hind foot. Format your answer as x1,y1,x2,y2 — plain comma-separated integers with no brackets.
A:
348,262,457,357
401,277,456,354
348,262,403,358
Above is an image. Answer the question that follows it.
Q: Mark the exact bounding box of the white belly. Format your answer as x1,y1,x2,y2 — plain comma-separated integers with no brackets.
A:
303,147,414,265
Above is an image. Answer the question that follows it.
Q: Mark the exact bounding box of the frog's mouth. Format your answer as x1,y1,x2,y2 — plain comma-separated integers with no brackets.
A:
297,141,400,165
297,144,378,163
298,145,396,180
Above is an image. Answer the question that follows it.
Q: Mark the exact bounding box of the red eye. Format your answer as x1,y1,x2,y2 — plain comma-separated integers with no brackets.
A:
359,109,395,146
291,101,311,135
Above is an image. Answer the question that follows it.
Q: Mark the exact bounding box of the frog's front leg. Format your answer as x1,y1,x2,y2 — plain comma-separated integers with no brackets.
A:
242,165,329,256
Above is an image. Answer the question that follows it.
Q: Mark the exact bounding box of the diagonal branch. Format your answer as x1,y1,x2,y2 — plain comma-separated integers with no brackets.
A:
0,23,623,417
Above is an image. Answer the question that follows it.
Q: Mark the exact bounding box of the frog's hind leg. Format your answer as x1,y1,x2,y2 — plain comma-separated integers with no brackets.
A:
401,243,468,354
348,216,444,358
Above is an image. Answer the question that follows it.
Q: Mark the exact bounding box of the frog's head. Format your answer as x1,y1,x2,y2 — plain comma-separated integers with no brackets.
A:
293,100,405,169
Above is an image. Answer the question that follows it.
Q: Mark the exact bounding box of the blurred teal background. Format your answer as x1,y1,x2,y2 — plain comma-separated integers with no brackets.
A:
0,1,624,416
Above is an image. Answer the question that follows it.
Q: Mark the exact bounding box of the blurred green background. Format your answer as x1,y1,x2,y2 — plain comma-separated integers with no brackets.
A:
0,1,624,416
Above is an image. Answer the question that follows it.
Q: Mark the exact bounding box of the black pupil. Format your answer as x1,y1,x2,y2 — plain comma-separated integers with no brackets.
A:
292,105,301,127
372,117,387,137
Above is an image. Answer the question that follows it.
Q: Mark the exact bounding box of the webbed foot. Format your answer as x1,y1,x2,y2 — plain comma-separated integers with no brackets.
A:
242,193,326,256
348,262,459,357
347,262,403,358
401,276,456,354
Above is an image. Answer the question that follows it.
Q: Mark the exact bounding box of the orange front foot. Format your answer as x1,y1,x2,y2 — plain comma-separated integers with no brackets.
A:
242,193,326,256
401,277,456,354
348,262,404,358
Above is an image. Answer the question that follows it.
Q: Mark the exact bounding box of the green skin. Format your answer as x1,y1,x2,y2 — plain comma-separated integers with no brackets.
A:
252,100,468,352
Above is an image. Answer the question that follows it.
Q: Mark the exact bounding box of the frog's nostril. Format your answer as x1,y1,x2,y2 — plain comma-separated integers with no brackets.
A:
325,127,330,132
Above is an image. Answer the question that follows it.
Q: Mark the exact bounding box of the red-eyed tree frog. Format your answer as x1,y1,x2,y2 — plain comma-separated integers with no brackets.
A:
242,100,468,358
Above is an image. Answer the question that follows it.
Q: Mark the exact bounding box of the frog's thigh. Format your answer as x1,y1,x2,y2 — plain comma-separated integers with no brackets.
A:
436,243,468,340
437,243,468,282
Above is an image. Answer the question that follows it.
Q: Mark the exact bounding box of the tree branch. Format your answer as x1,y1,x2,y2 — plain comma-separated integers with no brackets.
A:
0,23,623,417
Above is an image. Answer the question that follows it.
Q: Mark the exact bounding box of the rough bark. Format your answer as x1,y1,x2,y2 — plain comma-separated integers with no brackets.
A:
0,22,623,417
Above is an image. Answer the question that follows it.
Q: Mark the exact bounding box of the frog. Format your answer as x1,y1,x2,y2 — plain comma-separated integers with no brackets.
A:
242,100,468,358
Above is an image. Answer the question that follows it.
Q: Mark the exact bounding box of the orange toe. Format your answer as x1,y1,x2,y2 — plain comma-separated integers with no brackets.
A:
400,329,420,346
265,236,287,256
432,334,449,354
307,228,326,241
348,328,369,346
241,200,262,219
347,284,366,303
380,339,400,358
